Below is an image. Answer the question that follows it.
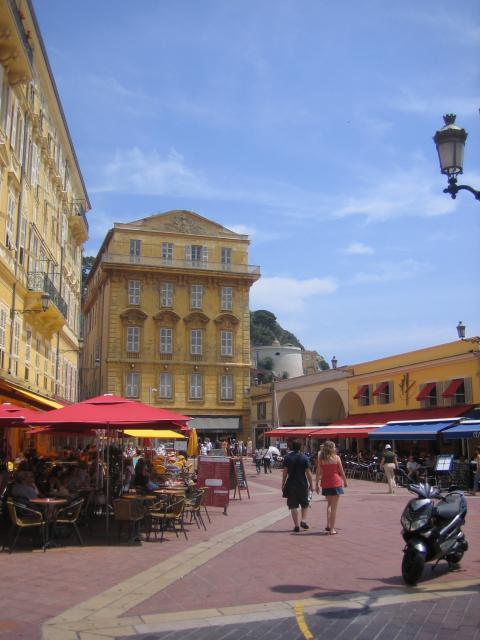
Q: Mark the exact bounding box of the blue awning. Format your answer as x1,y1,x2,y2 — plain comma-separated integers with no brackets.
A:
369,420,459,441
442,421,480,440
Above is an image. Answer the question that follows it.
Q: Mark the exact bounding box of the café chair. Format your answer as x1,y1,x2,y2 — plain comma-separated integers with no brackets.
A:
3,499,45,553
113,498,145,543
148,497,187,542
184,488,207,531
55,498,85,546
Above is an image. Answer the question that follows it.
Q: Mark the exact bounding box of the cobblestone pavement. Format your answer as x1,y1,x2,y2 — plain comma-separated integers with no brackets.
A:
0,464,478,639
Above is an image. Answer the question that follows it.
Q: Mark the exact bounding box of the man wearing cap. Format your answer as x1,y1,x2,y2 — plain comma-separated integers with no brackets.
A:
380,445,398,494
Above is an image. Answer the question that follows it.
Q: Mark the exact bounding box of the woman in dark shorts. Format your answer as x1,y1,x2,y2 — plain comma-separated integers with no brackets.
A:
315,441,347,535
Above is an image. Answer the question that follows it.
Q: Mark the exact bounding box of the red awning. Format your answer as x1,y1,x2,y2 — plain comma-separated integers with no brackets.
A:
416,382,436,401
372,381,389,397
264,428,316,438
309,427,376,439
442,379,464,398
353,384,369,399
328,405,474,426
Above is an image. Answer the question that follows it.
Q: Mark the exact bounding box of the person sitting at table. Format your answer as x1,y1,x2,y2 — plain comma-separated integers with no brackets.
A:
134,458,159,492
46,466,63,494
11,471,40,502
406,455,420,482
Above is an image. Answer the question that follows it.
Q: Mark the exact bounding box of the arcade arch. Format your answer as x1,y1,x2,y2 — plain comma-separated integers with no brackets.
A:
277,392,306,426
311,388,346,424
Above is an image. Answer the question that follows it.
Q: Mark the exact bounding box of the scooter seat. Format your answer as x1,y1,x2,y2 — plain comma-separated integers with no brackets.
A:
435,493,465,520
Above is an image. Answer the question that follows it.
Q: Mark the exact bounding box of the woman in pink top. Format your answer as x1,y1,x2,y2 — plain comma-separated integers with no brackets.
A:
315,441,347,535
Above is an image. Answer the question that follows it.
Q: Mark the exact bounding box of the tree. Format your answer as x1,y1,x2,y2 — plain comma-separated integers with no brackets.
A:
82,256,96,294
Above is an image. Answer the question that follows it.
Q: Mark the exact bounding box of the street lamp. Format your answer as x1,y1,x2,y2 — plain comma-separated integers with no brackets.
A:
456,321,466,340
433,114,480,201
15,293,50,315
331,356,338,369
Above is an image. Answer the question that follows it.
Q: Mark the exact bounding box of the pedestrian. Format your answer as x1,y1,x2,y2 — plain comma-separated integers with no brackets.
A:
262,446,273,473
472,447,480,496
253,447,263,474
380,444,398,494
282,439,313,533
315,440,347,535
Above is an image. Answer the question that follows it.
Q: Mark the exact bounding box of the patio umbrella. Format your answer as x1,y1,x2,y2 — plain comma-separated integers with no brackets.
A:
25,394,190,430
123,429,186,439
0,402,41,426
187,427,198,457
28,426,99,438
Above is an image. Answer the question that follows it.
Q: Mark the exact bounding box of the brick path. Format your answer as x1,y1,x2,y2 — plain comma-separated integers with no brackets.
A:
0,463,477,639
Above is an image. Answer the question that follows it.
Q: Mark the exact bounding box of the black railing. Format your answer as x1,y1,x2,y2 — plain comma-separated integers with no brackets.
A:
8,0,33,64
71,199,89,232
27,272,68,318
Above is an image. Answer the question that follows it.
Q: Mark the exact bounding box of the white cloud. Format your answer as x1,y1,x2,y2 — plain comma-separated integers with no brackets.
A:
228,224,281,243
350,259,431,285
251,276,337,315
344,242,374,255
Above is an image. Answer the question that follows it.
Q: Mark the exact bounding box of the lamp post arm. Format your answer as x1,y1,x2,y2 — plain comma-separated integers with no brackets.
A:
445,177,480,201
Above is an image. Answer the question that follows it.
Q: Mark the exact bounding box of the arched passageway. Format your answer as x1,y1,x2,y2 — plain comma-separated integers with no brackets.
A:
311,388,346,424
277,392,306,426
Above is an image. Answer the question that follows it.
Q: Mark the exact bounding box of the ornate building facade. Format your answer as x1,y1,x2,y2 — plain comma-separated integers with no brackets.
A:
0,0,90,449
81,210,260,440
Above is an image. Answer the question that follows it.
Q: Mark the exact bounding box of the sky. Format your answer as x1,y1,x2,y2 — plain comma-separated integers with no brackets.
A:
33,0,480,366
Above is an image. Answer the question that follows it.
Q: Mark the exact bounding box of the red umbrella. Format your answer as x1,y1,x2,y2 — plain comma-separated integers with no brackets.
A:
25,394,190,431
0,402,42,426
29,426,100,438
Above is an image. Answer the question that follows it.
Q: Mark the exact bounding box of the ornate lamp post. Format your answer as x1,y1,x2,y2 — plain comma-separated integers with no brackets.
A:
433,114,480,201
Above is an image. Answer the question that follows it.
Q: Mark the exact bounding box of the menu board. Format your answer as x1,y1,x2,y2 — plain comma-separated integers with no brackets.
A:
231,457,250,499
196,455,231,512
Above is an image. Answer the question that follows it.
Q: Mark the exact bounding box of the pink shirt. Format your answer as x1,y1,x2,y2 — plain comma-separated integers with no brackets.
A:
319,460,343,489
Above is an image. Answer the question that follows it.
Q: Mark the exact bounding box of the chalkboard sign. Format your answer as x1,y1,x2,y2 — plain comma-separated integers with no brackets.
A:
230,457,250,499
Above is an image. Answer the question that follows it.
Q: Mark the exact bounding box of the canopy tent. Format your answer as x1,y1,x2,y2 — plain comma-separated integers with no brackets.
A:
123,429,186,439
369,419,459,441
28,426,99,438
25,394,190,431
442,420,480,440
327,405,475,426
309,426,378,439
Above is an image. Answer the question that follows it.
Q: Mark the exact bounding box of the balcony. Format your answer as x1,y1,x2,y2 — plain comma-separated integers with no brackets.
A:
0,0,33,85
101,253,261,278
25,272,68,338
68,199,89,243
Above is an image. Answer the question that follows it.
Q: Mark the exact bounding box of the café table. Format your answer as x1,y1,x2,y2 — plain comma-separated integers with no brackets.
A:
29,498,68,550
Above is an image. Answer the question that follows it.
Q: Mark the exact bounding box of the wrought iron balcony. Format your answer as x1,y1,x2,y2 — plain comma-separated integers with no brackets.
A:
27,272,68,318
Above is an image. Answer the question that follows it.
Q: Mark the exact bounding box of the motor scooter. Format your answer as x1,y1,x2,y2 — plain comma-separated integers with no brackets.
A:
400,479,468,585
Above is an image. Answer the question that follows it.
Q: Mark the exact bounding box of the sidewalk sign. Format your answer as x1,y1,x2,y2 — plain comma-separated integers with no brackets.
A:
196,455,230,514
230,457,250,500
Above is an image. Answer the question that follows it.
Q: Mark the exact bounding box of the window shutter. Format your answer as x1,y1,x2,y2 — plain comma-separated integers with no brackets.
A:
10,96,18,146
464,377,472,404
185,245,192,261
202,246,208,262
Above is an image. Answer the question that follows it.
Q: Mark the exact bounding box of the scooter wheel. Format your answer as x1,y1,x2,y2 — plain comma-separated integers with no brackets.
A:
447,551,464,566
402,549,424,585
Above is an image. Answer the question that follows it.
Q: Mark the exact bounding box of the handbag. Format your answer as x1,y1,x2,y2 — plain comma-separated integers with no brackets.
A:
282,479,289,498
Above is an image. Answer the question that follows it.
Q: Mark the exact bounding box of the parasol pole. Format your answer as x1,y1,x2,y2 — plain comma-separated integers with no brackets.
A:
106,425,110,538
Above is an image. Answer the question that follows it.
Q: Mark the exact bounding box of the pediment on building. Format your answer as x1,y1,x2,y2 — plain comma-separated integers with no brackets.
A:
120,309,148,324
153,310,180,324
183,311,210,325
128,210,242,238
214,313,240,326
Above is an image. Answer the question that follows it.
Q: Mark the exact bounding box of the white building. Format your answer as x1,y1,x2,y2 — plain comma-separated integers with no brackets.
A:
253,340,304,379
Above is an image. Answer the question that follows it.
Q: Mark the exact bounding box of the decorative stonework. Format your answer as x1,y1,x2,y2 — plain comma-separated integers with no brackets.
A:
183,311,210,325
119,309,148,324
214,313,240,326
153,310,180,324
164,214,206,235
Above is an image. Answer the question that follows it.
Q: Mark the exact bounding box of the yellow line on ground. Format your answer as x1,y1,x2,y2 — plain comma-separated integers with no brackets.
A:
295,603,314,640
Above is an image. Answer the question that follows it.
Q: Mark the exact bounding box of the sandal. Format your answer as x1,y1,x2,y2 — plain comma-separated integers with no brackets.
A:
329,529,338,535
325,527,330,531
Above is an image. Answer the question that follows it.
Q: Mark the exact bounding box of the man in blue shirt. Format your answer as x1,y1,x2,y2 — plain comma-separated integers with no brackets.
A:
282,440,313,533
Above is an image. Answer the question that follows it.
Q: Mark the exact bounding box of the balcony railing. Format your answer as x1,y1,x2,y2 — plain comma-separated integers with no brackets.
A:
101,253,260,276
71,199,89,232
7,0,33,64
27,272,68,318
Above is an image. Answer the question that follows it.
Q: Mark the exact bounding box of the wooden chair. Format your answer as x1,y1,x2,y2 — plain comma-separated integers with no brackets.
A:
113,499,145,543
55,498,85,546
3,499,45,553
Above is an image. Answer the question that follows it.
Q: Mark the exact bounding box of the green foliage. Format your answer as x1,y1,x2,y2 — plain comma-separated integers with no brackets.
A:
258,356,274,371
82,256,96,293
250,309,304,349
318,358,330,371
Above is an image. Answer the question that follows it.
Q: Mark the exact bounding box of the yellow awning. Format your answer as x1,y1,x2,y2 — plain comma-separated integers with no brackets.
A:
124,429,186,439
0,379,63,410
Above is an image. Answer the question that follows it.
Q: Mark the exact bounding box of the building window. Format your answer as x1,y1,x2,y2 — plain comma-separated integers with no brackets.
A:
24,326,32,380
191,284,203,309
128,280,140,305
220,374,233,400
257,402,266,420
189,372,203,399
125,372,139,398
220,286,233,311
126,326,140,353
10,318,20,376
220,330,233,356
0,304,8,369
160,327,173,354
162,242,173,264
221,247,232,270
442,378,466,405
129,239,141,263
6,189,15,249
354,384,371,407
35,337,41,385
160,282,173,307
373,381,392,405
190,329,202,355
186,244,208,264
159,372,172,399
44,343,50,389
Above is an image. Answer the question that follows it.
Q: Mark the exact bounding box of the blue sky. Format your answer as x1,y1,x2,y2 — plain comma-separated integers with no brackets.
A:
34,0,480,365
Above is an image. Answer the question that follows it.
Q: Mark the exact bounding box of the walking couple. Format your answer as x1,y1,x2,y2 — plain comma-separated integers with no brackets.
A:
282,440,347,535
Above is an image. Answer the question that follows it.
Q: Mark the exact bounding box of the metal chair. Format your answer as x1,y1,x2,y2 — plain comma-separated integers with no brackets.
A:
3,499,45,553
148,497,187,541
184,488,207,531
113,498,145,543
55,498,85,546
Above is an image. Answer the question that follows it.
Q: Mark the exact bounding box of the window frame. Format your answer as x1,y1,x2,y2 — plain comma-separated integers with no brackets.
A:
220,286,233,311
128,280,141,305
190,284,203,309
190,329,203,355
220,373,234,401
160,327,173,354
126,326,140,353
125,372,140,398
189,372,203,400
159,372,173,399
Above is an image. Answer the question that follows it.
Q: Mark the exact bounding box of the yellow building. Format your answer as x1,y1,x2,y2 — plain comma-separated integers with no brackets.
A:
0,1,90,453
250,382,274,446
81,210,260,441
